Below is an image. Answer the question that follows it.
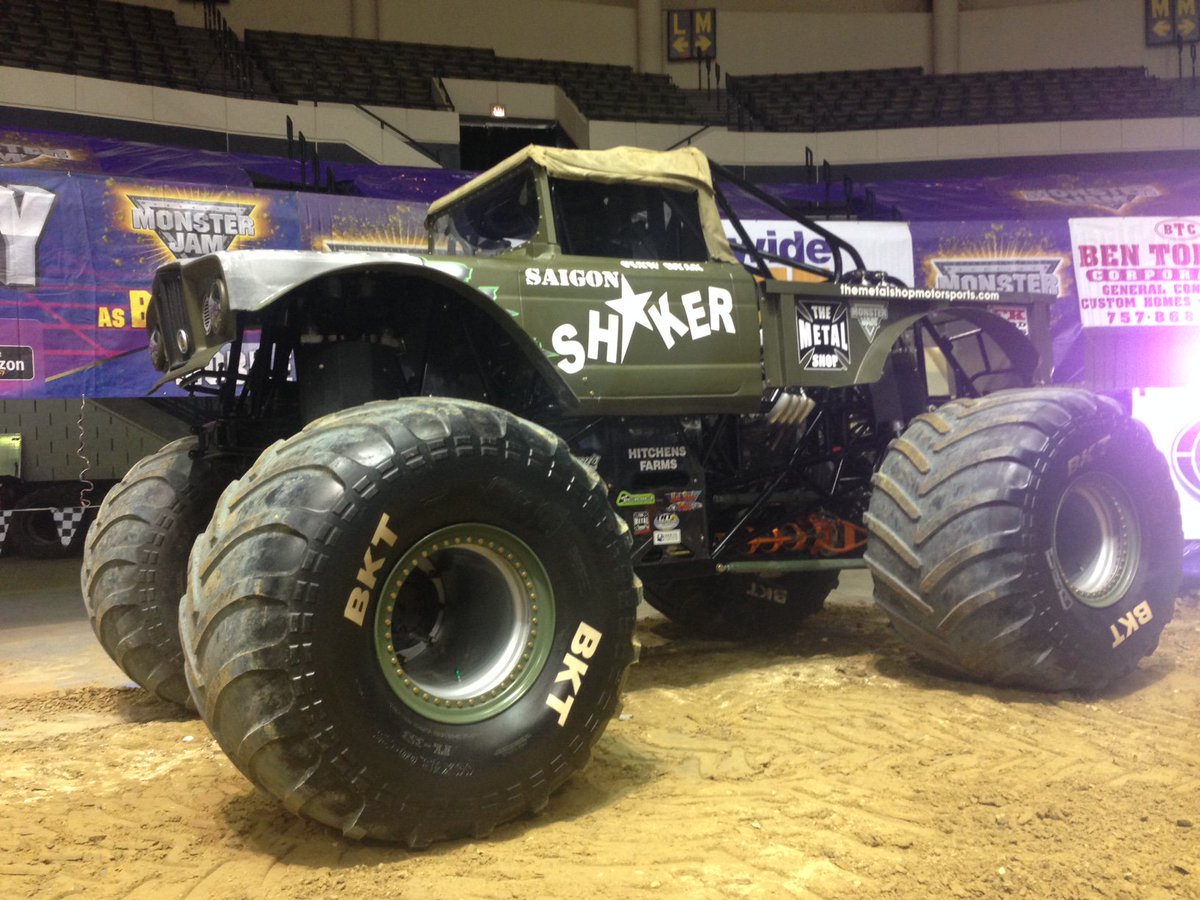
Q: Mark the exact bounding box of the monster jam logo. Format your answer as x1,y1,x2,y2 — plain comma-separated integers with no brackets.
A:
1172,419,1200,502
128,196,257,258
796,301,850,371
930,258,1064,296
0,143,71,167
1014,185,1160,215
851,302,887,341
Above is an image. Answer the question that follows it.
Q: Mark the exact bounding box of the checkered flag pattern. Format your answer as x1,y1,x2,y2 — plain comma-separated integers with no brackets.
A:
0,510,11,556
53,507,87,546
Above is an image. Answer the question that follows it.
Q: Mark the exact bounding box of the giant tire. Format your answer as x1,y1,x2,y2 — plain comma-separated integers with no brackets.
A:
864,387,1183,692
640,570,838,639
180,398,640,845
81,438,235,707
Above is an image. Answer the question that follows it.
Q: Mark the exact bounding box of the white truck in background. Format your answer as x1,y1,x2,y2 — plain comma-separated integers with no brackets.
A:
0,399,188,558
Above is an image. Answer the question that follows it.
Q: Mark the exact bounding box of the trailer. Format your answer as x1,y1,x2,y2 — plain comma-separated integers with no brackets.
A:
0,398,189,557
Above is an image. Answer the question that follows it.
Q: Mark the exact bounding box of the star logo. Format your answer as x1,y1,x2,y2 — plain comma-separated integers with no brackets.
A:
604,275,653,362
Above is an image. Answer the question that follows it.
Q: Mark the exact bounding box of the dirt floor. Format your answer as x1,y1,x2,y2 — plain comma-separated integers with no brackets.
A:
1,559,1199,900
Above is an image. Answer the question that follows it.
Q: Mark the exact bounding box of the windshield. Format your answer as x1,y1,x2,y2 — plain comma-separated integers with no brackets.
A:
429,168,539,257
550,178,709,262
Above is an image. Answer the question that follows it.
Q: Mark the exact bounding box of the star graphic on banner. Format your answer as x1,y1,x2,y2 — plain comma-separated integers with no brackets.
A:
604,274,654,362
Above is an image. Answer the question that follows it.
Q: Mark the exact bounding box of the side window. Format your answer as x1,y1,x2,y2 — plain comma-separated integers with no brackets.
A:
550,179,709,262
429,169,539,257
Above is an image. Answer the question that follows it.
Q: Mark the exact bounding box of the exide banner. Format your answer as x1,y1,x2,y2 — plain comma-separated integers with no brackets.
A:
722,219,915,284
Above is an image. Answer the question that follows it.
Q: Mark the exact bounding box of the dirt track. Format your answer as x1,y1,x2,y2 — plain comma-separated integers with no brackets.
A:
1,571,1198,899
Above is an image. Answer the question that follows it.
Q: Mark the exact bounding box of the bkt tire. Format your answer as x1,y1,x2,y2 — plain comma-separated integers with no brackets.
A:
640,571,837,638
864,388,1182,692
181,399,640,846
81,438,235,707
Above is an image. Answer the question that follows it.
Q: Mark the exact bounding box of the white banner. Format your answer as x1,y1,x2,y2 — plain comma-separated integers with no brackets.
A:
1069,216,1200,329
1132,387,1200,540
724,220,915,286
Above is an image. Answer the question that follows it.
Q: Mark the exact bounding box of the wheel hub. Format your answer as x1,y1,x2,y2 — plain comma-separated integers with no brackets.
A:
1051,472,1140,609
373,523,555,724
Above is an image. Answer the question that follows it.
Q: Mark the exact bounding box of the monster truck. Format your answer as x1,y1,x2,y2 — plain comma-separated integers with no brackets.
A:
81,145,1182,845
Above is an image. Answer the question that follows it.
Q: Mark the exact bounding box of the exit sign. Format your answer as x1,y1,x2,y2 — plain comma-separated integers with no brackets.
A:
1146,0,1199,45
667,9,716,61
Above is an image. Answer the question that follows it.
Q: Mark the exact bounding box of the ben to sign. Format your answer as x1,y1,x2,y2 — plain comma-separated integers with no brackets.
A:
667,9,716,61
1146,0,1199,45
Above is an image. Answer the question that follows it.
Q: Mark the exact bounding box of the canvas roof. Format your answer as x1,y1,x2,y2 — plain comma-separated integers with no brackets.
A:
425,145,737,264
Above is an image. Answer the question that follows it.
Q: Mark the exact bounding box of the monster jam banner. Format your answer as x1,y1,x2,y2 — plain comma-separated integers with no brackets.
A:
910,219,1084,381
0,166,430,398
1069,216,1200,329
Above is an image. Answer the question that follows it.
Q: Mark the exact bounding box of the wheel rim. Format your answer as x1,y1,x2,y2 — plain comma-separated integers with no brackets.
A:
1051,472,1141,609
373,523,555,724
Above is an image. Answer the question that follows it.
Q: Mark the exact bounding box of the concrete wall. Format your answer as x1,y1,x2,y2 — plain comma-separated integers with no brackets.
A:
0,66,458,168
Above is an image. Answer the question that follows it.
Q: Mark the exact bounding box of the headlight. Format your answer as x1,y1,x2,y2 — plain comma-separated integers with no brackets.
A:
201,279,228,336
148,328,166,371
176,329,191,355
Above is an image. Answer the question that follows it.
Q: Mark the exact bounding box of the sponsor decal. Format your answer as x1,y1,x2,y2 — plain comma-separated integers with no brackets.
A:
930,257,1063,296
616,489,656,507
666,490,702,512
631,510,652,535
0,184,55,287
653,512,680,531
1015,185,1161,215
987,306,1029,334
652,529,682,546
628,445,687,473
545,621,602,726
1110,601,1153,649
1172,419,1200,502
796,301,850,371
577,454,601,470
343,512,400,626
0,345,34,380
746,580,787,606
850,302,887,342
549,274,736,374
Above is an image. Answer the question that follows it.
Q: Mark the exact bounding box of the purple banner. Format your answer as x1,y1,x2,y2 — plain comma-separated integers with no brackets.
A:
0,166,429,398
1,126,470,201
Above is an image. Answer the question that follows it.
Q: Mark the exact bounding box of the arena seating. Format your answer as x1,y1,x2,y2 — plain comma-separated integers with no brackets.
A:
0,0,204,91
3,0,1199,132
243,29,706,124
727,66,1200,132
